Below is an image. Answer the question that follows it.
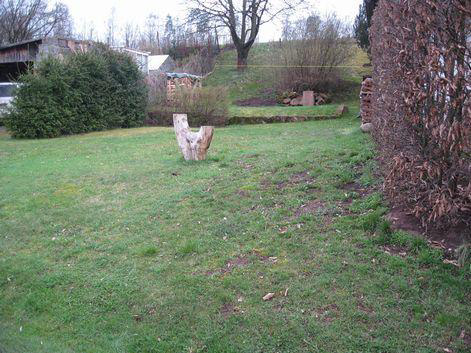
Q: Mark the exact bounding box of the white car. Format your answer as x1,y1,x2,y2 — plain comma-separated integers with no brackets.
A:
0,82,20,117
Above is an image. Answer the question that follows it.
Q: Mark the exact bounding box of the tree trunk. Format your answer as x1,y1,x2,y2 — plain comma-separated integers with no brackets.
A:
173,114,214,161
236,47,249,70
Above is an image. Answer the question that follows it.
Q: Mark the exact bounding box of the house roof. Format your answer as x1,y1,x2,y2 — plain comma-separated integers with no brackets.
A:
149,55,172,71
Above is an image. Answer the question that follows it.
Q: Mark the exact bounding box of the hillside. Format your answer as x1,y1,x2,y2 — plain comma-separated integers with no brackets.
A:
204,42,371,118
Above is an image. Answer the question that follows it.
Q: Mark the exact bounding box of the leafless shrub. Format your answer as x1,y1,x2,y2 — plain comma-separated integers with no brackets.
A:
370,0,471,229
146,73,167,106
175,49,216,76
273,14,352,93
148,86,229,126
171,86,229,126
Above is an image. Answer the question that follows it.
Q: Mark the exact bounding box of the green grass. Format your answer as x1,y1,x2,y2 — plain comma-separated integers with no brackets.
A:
229,104,338,118
205,43,367,119
204,43,275,103
1,108,470,353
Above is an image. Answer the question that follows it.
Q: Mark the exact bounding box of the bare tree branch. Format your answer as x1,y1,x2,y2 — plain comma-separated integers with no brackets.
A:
0,0,73,45
187,0,306,68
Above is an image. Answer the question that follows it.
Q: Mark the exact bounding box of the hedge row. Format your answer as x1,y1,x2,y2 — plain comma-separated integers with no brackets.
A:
5,45,148,138
370,0,470,228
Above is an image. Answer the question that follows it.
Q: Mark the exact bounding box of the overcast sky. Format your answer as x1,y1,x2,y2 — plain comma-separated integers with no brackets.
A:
59,0,362,42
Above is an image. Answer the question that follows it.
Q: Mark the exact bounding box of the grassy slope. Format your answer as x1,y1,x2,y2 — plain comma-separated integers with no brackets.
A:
204,43,369,118
1,112,470,352
204,44,339,118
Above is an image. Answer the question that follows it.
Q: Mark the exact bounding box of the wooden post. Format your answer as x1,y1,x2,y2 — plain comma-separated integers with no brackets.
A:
173,114,214,161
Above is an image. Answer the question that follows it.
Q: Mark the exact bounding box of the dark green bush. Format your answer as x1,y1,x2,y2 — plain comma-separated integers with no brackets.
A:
4,46,147,138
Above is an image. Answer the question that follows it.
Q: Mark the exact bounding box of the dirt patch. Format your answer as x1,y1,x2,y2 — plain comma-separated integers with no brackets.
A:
336,181,378,215
314,304,340,323
220,303,237,319
251,249,278,263
386,206,468,252
356,300,374,315
242,153,260,159
277,171,315,190
237,160,254,170
205,255,250,276
340,181,373,198
234,96,278,106
460,330,471,347
380,245,408,257
236,190,250,198
295,200,326,217
205,251,278,276
229,115,339,125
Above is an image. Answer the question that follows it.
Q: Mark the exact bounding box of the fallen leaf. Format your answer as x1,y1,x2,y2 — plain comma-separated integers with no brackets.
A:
443,259,459,267
430,241,445,249
263,292,275,301
284,288,289,297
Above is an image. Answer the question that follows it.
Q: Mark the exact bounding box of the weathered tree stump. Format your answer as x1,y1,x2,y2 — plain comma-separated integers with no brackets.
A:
173,114,214,161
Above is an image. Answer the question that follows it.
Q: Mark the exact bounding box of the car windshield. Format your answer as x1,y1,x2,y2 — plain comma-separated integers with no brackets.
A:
0,85,18,98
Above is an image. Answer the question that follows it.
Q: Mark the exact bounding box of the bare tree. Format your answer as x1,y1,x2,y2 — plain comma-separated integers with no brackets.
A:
141,14,161,53
76,20,96,41
50,2,73,38
274,13,352,92
0,0,73,45
123,22,140,49
188,0,305,69
106,7,117,46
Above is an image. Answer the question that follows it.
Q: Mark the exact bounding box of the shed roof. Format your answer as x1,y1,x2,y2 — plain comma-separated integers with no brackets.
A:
0,38,43,51
149,55,172,71
166,72,201,80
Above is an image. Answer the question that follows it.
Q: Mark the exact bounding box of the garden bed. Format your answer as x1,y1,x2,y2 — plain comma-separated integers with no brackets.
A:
146,111,342,127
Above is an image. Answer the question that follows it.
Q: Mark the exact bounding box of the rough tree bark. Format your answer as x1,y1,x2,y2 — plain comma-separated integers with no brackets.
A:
173,114,214,161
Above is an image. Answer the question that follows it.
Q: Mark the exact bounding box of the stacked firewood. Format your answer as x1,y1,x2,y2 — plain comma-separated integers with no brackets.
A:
166,73,202,103
360,78,373,123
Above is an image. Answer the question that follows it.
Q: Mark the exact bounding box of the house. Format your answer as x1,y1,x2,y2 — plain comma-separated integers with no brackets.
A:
111,47,150,75
0,37,92,82
148,55,175,74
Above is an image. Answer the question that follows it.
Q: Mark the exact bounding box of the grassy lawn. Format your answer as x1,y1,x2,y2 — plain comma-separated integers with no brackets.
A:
1,107,469,353
228,105,338,118
204,43,275,103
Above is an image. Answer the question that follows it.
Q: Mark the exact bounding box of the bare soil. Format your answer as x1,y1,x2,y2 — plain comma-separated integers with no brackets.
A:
386,207,469,252
234,96,278,106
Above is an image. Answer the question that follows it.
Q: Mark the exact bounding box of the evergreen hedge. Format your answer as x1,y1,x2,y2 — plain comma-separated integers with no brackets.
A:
5,45,148,138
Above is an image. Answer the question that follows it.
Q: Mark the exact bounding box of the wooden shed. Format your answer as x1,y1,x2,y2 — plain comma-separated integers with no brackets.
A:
0,37,91,82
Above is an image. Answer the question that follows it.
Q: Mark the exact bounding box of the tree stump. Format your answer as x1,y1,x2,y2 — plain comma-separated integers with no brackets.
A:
173,114,214,161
